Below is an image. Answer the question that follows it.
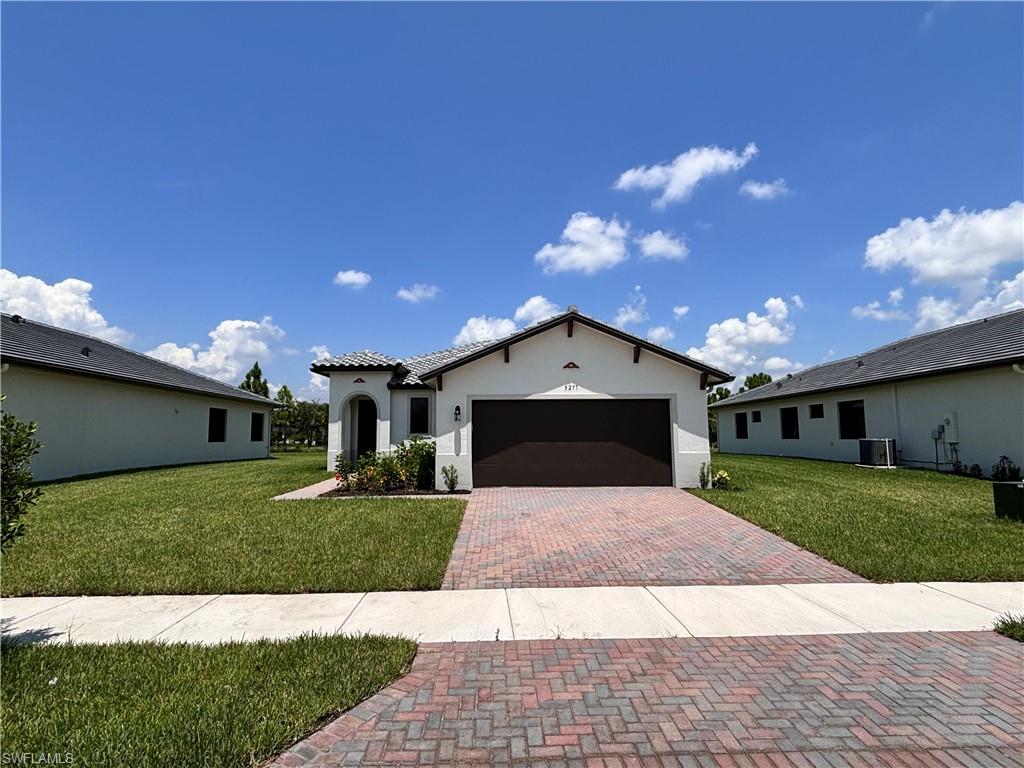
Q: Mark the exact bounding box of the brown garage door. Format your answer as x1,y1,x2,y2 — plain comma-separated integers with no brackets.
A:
472,399,672,487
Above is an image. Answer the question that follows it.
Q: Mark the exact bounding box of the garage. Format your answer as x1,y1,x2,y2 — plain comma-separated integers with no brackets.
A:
471,399,673,487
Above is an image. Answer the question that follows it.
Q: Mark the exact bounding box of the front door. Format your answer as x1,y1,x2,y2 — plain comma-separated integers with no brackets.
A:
356,398,378,459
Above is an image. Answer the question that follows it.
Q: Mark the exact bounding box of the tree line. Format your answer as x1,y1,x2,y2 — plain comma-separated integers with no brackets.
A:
239,362,328,448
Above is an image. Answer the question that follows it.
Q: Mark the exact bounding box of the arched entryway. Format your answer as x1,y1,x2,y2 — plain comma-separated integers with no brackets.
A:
354,396,378,460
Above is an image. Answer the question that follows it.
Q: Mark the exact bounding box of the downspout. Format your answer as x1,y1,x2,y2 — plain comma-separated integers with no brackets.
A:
890,382,902,465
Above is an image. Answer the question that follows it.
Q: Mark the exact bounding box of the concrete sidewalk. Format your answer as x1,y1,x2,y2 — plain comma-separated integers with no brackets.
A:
2,582,1020,645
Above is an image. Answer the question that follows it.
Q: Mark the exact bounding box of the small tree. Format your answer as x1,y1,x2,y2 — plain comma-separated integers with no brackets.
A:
740,372,772,392
272,385,296,446
1,396,43,552
706,386,731,448
240,361,270,397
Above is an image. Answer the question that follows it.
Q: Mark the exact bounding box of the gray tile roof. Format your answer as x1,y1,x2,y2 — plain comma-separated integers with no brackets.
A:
712,309,1024,409
311,349,401,369
1,313,276,406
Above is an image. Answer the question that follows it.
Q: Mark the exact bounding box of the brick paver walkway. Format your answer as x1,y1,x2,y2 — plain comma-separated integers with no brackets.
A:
271,631,1022,767
443,488,862,589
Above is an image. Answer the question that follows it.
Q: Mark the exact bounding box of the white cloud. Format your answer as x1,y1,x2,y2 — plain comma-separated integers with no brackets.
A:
396,283,440,303
615,143,758,208
686,296,795,375
888,287,904,306
0,269,132,344
146,316,285,384
534,212,629,275
851,301,909,322
636,230,688,261
791,294,805,310
309,344,331,361
672,305,690,320
613,286,648,328
453,315,517,345
864,202,1023,295
762,356,801,374
914,270,1024,331
740,178,790,200
646,325,675,345
334,269,372,289
513,295,560,325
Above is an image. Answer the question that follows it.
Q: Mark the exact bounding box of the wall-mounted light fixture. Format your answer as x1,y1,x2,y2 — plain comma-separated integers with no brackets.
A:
453,405,462,422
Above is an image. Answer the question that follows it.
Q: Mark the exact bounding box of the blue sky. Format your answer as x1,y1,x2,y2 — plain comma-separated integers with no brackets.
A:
3,2,1022,397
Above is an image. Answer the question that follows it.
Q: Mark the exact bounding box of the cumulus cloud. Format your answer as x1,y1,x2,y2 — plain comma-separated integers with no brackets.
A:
513,295,560,325
613,286,648,327
396,283,440,303
914,270,1024,331
534,212,629,275
864,202,1023,295
851,301,909,322
309,344,331,361
334,269,372,289
646,325,675,345
0,269,132,344
888,287,904,306
453,315,517,345
740,178,790,200
615,143,758,208
762,356,801,374
297,345,333,400
146,316,285,384
453,295,562,345
791,294,805,310
672,305,690,320
636,230,688,260
685,296,795,376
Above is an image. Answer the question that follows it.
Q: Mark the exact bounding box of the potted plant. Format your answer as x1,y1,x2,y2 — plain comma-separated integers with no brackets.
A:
992,456,1023,522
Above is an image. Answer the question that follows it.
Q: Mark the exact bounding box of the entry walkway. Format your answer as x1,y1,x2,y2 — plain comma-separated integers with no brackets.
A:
2,581,1020,645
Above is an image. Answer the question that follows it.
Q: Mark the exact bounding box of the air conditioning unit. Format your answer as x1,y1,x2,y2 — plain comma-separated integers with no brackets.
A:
858,438,897,468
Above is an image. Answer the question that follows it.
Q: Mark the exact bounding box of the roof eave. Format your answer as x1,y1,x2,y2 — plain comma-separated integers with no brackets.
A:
3,356,277,407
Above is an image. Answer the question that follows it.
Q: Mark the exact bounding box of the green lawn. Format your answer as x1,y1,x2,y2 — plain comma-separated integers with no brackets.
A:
692,454,1022,582
0,634,415,767
1,453,466,596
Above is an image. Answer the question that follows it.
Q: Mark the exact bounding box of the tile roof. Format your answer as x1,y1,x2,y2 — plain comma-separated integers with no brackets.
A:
712,308,1024,409
1,313,276,406
311,307,734,388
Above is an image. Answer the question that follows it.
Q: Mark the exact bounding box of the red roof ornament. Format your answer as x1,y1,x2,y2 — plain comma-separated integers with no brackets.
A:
563,361,579,369
353,377,366,383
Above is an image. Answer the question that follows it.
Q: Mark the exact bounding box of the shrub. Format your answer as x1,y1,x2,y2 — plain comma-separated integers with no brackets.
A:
711,469,731,491
393,437,436,490
698,462,711,490
441,464,459,493
334,454,352,476
992,456,1022,482
1,397,43,552
969,463,984,479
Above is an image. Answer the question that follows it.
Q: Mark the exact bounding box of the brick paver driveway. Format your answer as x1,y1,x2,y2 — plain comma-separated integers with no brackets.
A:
272,632,1022,767
443,487,861,589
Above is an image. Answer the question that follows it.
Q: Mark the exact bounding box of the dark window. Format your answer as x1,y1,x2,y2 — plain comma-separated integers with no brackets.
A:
734,412,748,440
809,403,824,419
838,400,866,440
751,410,761,423
250,412,265,442
208,408,227,442
780,407,800,439
409,396,429,435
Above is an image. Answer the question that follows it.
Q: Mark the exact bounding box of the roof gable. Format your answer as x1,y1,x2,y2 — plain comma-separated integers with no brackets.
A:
417,309,733,383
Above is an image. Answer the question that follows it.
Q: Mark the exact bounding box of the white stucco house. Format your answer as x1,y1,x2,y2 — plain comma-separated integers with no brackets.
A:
713,309,1024,473
311,306,733,489
1,313,275,481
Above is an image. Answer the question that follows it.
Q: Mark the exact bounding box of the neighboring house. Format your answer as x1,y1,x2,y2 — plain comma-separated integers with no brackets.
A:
311,306,733,489
713,309,1024,472
1,313,275,481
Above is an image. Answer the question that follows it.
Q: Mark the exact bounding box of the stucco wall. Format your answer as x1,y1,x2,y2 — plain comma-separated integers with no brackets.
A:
716,365,1024,471
431,323,710,489
2,364,271,482
325,370,393,469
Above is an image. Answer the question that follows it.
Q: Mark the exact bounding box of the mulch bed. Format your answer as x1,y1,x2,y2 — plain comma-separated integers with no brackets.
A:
319,487,470,498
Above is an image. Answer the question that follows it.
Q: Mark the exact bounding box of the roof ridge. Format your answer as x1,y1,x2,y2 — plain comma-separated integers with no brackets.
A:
1,312,273,401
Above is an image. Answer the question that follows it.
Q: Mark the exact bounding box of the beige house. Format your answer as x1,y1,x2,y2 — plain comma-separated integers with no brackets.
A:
311,307,733,489
712,310,1024,473
1,313,275,481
